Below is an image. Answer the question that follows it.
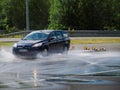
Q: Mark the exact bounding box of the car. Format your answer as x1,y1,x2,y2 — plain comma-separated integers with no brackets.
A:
12,30,70,58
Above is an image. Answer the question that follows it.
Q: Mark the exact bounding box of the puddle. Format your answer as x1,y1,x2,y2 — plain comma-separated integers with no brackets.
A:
0,47,120,89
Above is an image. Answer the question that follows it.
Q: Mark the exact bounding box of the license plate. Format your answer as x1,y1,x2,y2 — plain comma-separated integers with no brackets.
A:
19,49,28,52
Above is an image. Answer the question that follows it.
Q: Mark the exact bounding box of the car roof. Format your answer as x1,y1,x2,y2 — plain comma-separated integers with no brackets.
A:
31,30,52,33
31,30,66,34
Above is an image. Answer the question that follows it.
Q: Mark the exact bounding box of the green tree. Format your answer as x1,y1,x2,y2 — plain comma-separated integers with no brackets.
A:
1,0,50,33
29,0,50,30
1,0,120,32
0,0,8,31
3,0,26,32
48,0,81,30
59,0,82,30
113,0,120,30
48,0,63,29
101,0,116,30
48,0,119,30
79,0,104,30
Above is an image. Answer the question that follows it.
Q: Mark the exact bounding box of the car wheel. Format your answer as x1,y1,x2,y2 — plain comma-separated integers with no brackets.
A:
41,48,48,56
63,46,68,54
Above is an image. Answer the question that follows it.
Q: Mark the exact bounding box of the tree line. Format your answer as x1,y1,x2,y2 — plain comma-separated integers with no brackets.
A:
0,0,120,33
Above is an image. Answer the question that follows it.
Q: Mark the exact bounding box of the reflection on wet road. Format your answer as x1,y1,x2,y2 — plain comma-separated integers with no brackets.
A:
0,47,120,89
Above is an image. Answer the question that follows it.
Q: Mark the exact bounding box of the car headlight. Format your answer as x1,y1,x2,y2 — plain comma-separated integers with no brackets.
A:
13,43,17,48
32,43,42,47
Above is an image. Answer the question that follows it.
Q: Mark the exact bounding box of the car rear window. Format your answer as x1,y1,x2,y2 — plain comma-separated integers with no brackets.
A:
63,31,69,38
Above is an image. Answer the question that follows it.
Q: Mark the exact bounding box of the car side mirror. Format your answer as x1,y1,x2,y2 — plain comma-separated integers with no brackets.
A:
49,37,56,41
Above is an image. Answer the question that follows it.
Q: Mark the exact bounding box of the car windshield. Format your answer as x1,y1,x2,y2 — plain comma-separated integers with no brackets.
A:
23,32,49,40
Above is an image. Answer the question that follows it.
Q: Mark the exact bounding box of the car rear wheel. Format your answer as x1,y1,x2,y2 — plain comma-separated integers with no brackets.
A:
41,48,48,56
63,46,68,54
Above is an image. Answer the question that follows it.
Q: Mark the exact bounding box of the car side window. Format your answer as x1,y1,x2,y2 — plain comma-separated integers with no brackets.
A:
55,31,63,39
63,31,69,38
49,32,57,39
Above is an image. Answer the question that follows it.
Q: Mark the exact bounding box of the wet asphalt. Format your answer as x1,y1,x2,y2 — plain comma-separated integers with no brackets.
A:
0,43,120,90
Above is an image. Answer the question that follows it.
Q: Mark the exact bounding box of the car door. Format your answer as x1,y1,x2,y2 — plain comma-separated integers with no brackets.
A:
48,32,58,53
55,31,65,52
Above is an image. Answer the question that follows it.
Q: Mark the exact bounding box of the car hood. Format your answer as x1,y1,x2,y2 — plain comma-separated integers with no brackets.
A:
17,40,42,45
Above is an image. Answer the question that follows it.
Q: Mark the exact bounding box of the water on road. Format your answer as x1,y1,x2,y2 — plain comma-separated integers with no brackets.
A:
0,47,120,89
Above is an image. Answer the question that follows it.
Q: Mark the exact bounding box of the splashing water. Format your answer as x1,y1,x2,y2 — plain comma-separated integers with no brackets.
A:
0,46,120,75
0,47,120,89
0,48,15,62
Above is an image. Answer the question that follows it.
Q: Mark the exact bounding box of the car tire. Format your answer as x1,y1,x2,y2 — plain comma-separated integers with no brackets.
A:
63,46,68,54
41,48,48,56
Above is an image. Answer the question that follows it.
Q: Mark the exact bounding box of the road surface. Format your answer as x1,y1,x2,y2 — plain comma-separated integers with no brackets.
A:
0,43,120,90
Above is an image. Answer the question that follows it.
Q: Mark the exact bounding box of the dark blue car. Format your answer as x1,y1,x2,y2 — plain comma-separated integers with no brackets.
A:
12,30,70,58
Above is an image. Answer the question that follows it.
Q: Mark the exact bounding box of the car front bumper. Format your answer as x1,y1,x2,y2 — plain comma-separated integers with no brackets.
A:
12,47,43,58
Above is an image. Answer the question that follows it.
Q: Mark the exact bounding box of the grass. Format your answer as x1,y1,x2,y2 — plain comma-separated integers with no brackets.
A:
7,35,23,38
71,38,120,44
0,38,120,46
0,82,9,88
0,42,14,46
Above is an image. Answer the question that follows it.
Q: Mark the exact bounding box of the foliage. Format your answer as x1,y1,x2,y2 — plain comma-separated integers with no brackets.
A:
48,0,120,30
0,0,120,33
0,0,8,32
29,0,50,30
0,0,50,33
1,0,26,33
48,0,64,29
